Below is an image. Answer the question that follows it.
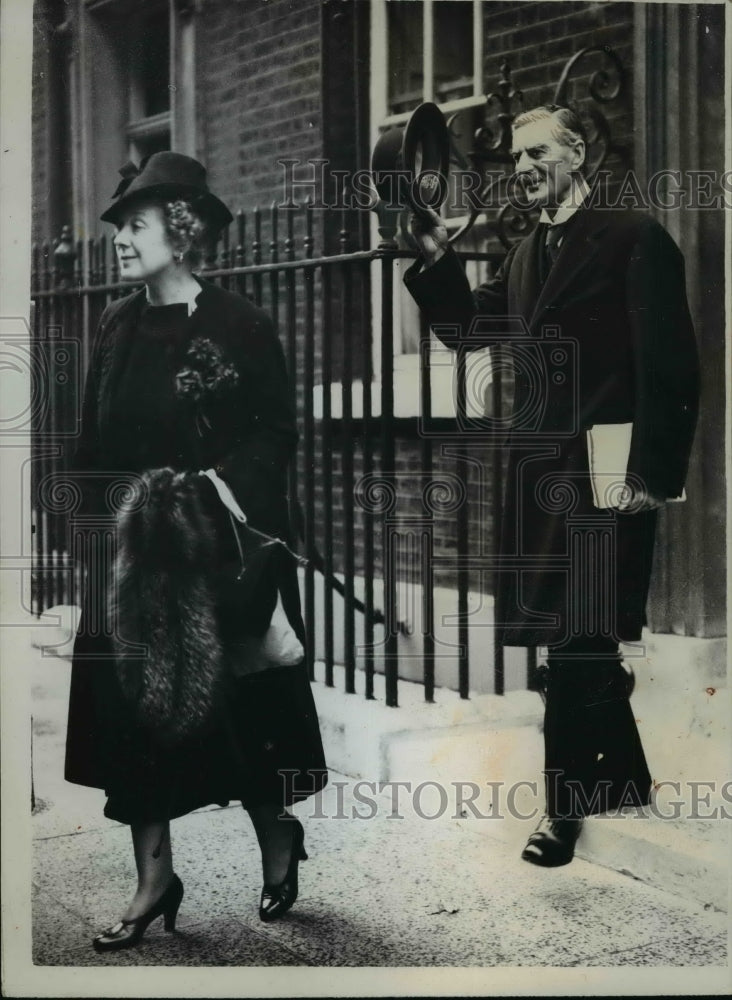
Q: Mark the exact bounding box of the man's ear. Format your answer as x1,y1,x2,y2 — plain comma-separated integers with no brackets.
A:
572,139,586,172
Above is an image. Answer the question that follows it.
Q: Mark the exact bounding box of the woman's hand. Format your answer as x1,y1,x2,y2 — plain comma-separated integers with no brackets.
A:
409,208,449,267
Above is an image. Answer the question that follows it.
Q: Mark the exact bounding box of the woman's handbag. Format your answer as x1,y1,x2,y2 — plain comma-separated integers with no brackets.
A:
200,468,306,675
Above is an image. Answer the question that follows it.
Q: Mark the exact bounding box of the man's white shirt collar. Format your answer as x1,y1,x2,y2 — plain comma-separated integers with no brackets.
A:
539,175,591,226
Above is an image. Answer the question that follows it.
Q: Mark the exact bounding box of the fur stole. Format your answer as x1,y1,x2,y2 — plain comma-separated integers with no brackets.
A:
109,468,225,745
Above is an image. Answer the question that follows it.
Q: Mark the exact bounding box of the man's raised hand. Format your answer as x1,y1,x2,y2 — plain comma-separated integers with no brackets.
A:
409,208,449,267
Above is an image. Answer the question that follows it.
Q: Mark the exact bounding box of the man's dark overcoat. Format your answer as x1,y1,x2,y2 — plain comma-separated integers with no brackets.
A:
65,278,327,823
405,207,699,648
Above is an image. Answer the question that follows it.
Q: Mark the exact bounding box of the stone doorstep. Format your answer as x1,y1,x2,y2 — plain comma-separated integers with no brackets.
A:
633,631,727,684
576,814,730,914
314,663,730,914
450,806,730,915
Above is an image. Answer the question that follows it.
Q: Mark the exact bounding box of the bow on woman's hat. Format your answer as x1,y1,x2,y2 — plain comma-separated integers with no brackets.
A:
100,151,233,231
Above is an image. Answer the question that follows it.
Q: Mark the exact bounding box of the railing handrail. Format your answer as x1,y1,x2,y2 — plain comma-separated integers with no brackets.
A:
31,248,504,297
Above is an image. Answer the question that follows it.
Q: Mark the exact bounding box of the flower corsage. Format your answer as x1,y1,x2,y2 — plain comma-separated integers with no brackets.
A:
175,337,239,437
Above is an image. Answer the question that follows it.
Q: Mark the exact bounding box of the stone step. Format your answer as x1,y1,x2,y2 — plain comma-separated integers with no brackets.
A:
577,813,729,914
315,664,730,912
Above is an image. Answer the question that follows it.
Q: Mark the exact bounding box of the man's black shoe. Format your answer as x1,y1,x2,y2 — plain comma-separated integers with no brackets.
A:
521,815,582,867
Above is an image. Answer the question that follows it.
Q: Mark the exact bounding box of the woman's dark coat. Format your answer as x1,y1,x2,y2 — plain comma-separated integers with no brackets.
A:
405,208,700,647
65,278,327,823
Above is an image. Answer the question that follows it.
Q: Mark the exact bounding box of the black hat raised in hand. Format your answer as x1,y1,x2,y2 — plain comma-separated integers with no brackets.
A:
371,102,450,217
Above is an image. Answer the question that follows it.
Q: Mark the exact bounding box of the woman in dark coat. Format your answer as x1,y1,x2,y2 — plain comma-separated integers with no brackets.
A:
65,153,327,950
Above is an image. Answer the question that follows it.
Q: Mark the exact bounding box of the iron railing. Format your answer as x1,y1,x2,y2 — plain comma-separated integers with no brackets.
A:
29,45,632,704
31,203,539,704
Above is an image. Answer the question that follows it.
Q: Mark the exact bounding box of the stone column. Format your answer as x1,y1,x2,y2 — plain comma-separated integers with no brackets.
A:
633,2,726,638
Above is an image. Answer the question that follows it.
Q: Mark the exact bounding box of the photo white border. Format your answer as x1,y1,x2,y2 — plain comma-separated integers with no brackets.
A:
2,0,730,995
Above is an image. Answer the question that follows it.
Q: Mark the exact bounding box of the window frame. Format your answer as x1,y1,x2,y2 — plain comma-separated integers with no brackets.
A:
124,0,174,161
72,0,197,243
378,0,485,124
370,0,488,358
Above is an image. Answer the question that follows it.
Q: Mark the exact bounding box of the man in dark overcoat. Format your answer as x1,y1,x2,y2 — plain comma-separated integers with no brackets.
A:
405,105,699,865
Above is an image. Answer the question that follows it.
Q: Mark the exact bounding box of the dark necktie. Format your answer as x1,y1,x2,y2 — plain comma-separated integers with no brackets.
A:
545,221,568,265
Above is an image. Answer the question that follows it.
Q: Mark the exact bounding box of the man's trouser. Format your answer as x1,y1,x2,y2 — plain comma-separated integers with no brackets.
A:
543,636,652,819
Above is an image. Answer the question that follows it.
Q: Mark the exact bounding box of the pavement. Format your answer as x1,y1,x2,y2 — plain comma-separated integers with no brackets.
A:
26,632,731,977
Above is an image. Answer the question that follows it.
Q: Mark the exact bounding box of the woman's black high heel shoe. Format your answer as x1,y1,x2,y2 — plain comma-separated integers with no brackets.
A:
92,874,184,952
259,819,308,923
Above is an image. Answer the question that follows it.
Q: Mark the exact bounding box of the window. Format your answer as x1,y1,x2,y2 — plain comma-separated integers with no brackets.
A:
376,0,484,119
386,0,477,115
69,0,197,235
374,0,487,229
371,0,489,358
125,2,173,160
432,1,475,105
387,1,424,115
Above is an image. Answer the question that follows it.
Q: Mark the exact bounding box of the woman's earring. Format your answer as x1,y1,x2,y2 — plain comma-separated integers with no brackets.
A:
174,250,184,264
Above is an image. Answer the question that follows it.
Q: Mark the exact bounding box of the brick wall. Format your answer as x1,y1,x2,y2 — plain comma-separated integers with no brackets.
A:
319,432,504,592
484,1,634,95
197,0,323,217
483,1,635,173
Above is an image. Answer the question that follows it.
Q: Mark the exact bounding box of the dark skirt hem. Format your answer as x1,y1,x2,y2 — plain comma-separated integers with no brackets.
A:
65,770,329,827
65,656,328,826
101,775,329,826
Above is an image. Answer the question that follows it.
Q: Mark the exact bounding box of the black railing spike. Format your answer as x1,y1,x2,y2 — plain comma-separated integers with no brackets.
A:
270,202,279,262
304,198,314,257
74,239,84,286
251,207,263,304
339,206,349,254
87,237,95,285
52,225,75,285
284,206,295,261
42,241,52,291
236,208,246,264
252,206,261,260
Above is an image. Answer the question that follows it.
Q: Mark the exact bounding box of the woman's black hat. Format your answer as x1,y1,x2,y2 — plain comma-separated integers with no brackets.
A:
370,102,450,214
100,152,233,231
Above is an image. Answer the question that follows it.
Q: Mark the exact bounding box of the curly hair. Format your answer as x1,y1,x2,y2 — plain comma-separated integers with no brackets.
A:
163,199,209,268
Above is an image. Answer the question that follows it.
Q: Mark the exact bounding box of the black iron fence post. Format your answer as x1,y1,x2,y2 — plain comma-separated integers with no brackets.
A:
379,251,399,707
302,206,316,680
